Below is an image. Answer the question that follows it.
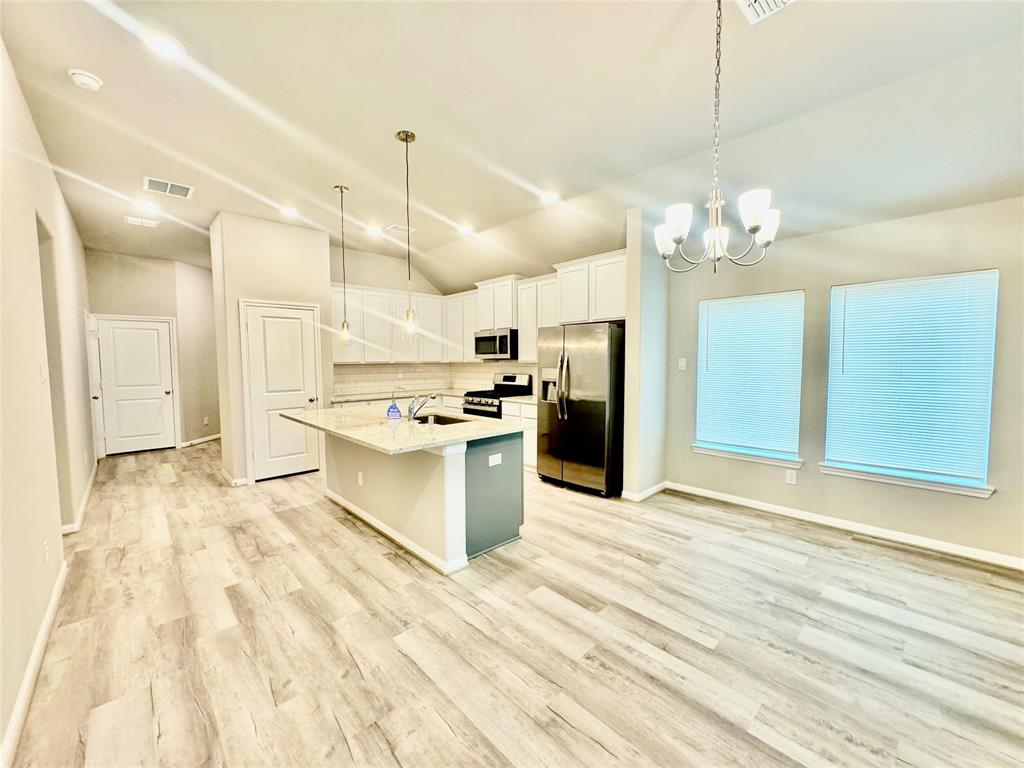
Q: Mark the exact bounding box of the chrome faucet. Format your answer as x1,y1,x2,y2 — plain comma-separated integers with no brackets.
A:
408,393,437,421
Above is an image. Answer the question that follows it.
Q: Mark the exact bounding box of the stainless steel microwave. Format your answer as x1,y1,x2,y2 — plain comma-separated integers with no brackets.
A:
474,328,518,360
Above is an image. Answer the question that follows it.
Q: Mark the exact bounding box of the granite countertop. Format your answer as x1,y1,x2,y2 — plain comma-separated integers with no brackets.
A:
502,394,539,405
282,405,523,455
330,388,466,405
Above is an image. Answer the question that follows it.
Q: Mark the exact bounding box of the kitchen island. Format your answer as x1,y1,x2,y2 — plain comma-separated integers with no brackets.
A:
283,405,524,574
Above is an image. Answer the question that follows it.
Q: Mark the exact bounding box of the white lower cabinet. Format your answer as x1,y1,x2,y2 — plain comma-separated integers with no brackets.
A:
441,395,462,410
502,402,538,468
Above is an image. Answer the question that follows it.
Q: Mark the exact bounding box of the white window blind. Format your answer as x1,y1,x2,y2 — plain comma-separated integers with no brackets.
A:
695,290,804,462
823,270,999,491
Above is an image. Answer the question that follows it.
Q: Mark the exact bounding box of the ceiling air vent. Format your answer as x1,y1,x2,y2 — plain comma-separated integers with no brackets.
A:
143,176,194,199
734,0,794,25
385,223,416,236
124,215,160,228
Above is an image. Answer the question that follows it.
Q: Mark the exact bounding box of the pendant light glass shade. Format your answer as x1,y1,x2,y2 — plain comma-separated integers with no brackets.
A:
654,223,676,257
738,189,771,232
755,209,780,246
340,319,352,342
665,203,694,241
402,307,417,340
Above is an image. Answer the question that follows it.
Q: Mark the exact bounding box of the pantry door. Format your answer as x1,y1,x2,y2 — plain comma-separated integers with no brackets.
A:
243,302,321,480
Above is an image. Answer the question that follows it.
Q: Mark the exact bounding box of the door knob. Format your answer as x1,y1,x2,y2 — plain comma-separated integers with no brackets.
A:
91,395,99,400
307,396,316,403
164,390,171,395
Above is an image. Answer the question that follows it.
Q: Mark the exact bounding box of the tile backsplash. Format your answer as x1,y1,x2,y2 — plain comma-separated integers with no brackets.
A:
333,361,537,399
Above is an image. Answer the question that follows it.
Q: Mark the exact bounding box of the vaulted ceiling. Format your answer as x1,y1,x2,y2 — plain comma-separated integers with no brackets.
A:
2,1,1020,288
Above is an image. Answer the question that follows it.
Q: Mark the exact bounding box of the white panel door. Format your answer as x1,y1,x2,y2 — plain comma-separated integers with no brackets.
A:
245,304,319,480
538,278,560,328
361,290,392,362
517,282,538,362
98,318,176,454
462,296,477,362
391,295,418,362
477,285,494,330
443,297,463,362
417,296,444,362
493,279,515,328
557,264,589,323
589,253,627,320
332,288,364,363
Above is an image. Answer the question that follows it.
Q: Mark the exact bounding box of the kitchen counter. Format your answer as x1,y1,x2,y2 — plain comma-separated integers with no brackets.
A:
502,393,538,405
283,405,522,455
330,388,466,405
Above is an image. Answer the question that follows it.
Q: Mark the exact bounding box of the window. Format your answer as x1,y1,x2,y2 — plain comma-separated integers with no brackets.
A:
694,290,805,466
822,270,999,496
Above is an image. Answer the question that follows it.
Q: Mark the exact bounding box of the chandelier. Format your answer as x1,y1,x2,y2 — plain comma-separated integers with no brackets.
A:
654,0,780,274
333,183,352,345
396,129,417,339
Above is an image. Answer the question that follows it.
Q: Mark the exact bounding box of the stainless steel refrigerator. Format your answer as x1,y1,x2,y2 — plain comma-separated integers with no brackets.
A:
537,322,625,497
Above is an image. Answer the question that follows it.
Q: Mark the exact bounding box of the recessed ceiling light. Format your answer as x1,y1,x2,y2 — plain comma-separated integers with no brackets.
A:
540,191,560,205
67,69,103,92
280,206,299,219
143,31,185,61
366,225,383,238
457,225,474,237
134,200,160,216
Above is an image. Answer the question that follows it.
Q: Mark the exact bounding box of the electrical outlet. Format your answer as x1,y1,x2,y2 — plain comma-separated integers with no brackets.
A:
677,357,688,371
203,416,209,426
357,471,364,486
43,539,50,564
488,453,502,467
785,469,797,485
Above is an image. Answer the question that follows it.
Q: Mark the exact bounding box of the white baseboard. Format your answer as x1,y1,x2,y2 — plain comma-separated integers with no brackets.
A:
218,467,247,487
0,559,69,768
180,433,220,448
324,488,468,575
61,461,96,535
663,481,1024,573
622,481,668,503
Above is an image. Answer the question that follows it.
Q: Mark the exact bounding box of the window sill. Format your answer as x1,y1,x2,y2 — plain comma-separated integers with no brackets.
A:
691,444,803,469
818,463,995,499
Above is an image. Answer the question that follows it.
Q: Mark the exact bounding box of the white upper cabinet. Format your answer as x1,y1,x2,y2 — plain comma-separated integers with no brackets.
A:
461,294,477,361
555,250,626,324
443,295,463,362
476,284,494,331
331,287,364,363
557,262,590,323
537,277,559,328
516,281,539,362
589,252,627,321
390,295,418,362
361,290,392,362
416,295,444,362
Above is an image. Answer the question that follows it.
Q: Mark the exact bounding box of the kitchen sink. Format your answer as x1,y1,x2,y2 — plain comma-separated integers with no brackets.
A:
413,414,470,425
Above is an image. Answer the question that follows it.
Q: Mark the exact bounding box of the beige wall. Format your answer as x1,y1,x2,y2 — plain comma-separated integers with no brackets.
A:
211,213,331,482
665,197,1024,558
1,38,94,752
330,247,439,294
85,251,220,444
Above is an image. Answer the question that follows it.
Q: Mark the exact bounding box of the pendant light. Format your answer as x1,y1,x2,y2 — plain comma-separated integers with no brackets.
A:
333,184,352,345
653,0,781,274
396,129,417,340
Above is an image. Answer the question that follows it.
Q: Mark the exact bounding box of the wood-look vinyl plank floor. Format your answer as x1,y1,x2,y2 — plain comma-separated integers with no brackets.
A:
13,441,1024,767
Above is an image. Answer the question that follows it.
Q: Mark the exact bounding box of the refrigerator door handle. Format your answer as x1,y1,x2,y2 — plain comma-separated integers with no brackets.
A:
560,355,569,421
555,350,565,420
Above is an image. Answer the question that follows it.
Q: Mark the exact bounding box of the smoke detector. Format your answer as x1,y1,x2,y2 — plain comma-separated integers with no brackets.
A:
143,176,194,199
67,69,103,91
734,0,795,25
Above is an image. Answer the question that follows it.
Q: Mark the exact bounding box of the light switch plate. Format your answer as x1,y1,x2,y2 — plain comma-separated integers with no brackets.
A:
785,469,797,485
488,453,502,467
357,471,364,486
677,358,687,371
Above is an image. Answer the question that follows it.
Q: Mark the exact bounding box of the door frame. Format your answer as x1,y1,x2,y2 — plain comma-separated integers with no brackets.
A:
238,299,324,485
88,314,183,454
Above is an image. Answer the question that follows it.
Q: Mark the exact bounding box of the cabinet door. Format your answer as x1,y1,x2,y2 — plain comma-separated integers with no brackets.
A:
477,285,494,330
443,297,463,362
589,253,627,320
522,418,538,468
462,296,477,361
493,279,515,328
361,290,392,362
332,288,364,363
558,263,589,323
538,278,559,328
391,295,418,362
517,283,538,362
417,296,444,362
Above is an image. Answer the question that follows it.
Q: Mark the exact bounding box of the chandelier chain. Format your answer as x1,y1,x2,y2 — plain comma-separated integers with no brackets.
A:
712,0,722,189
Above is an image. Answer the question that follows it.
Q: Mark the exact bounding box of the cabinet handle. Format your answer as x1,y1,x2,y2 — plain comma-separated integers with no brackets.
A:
308,396,316,403
164,390,171,395
91,395,99,400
